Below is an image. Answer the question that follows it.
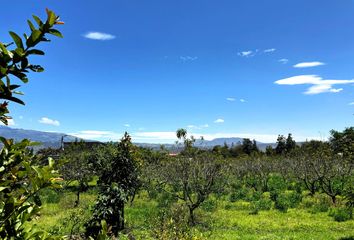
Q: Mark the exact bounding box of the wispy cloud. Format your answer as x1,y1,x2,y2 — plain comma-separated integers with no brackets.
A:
274,75,354,94
238,51,253,57
214,118,224,123
83,32,116,40
240,99,246,103
124,124,130,127
279,58,289,64
293,61,325,68
238,48,276,57
39,117,60,126
226,97,236,101
180,56,198,62
264,48,276,53
187,124,209,130
349,102,354,105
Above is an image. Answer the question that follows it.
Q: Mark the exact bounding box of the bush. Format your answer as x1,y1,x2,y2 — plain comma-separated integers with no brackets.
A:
229,187,248,202
329,207,353,222
152,204,193,239
274,193,290,212
302,193,332,213
201,199,218,212
40,188,62,204
286,191,302,208
249,198,272,215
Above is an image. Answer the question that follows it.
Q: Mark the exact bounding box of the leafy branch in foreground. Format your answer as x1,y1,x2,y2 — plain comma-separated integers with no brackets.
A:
0,8,63,125
0,9,63,239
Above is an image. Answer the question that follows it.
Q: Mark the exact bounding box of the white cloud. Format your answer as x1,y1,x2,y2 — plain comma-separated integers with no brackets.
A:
226,97,235,101
240,99,246,103
214,118,224,123
124,124,130,127
264,48,276,53
274,75,354,94
187,124,209,129
83,32,116,40
349,102,354,105
238,51,253,57
180,56,198,61
279,58,289,64
69,130,122,141
39,117,60,126
293,61,325,68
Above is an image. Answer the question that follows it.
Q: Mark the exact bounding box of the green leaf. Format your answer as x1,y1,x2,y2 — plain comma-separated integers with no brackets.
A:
27,20,36,31
9,31,24,49
32,15,43,27
48,29,63,38
46,9,56,25
27,49,44,55
30,30,41,43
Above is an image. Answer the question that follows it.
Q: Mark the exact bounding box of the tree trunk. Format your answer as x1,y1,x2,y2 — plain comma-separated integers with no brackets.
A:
74,188,80,207
188,207,195,226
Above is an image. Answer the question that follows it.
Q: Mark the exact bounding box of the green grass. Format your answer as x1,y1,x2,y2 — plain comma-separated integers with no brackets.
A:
29,190,354,239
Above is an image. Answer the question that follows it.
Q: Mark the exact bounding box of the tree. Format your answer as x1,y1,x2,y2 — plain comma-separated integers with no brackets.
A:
156,130,224,225
85,133,140,238
0,9,63,239
285,133,296,153
60,140,94,207
330,127,354,159
291,141,323,195
275,135,287,155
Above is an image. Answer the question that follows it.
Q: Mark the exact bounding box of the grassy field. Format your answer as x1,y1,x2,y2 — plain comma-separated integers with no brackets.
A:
30,189,354,240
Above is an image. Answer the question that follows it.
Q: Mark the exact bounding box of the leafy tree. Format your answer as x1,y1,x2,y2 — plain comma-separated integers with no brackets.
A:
330,127,354,159
85,133,140,238
285,133,296,153
242,138,254,155
0,9,63,239
275,135,287,155
60,140,94,207
156,129,224,225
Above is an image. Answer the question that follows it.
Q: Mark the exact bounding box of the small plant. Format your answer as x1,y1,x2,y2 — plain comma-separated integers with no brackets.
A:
274,193,290,212
329,207,353,222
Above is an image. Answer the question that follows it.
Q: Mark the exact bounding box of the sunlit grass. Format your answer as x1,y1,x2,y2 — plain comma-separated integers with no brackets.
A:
30,190,354,239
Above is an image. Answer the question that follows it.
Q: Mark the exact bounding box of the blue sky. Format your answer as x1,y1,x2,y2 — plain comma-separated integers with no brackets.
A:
1,0,353,143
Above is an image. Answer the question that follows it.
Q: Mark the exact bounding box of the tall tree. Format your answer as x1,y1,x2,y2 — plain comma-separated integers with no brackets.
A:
86,133,140,238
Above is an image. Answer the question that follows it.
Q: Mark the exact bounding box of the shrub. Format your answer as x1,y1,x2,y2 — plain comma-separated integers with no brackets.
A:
201,199,218,212
152,203,192,240
329,207,353,222
249,198,272,215
274,193,290,212
229,187,248,202
40,188,62,204
286,191,302,208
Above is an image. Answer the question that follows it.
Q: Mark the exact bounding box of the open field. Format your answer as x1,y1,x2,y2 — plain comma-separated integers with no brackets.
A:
30,190,354,240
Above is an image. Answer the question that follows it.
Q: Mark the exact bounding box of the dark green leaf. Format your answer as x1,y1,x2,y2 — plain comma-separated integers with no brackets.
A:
32,15,43,26
27,49,44,55
48,29,63,38
9,31,23,49
27,20,36,31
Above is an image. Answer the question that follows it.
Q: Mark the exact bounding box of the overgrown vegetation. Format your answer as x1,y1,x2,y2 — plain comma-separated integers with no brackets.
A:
1,7,353,240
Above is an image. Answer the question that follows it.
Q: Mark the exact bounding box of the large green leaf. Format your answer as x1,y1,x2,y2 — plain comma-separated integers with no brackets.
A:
9,31,23,49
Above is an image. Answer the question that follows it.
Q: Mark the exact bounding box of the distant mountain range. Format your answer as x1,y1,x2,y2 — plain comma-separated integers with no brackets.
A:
0,126,80,149
0,126,275,151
